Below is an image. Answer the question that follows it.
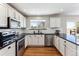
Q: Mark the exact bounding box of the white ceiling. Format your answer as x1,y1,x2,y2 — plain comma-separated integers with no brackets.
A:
10,3,79,16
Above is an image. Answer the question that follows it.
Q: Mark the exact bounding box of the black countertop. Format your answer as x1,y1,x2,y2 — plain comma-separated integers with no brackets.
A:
25,33,54,35
56,34,79,45
25,33,79,45
14,33,26,41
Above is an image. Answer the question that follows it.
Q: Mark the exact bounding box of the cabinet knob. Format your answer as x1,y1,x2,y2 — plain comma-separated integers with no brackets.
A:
8,46,11,49
64,41,66,43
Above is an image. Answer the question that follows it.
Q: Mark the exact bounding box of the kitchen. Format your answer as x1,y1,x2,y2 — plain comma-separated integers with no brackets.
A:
1,3,79,56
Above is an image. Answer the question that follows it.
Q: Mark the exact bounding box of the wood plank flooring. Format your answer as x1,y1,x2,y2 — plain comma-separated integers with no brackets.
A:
23,47,62,56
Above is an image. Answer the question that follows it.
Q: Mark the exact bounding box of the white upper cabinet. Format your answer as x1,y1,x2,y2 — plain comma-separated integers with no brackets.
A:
20,14,26,28
23,17,27,28
15,10,20,21
50,17,61,28
7,4,26,29
20,14,24,28
0,4,8,28
8,5,15,19
8,6,20,21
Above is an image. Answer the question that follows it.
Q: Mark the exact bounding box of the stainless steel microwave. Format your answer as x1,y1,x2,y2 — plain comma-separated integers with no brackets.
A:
8,17,20,28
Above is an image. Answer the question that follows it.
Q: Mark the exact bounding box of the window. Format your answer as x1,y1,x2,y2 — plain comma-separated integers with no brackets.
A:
30,20,46,29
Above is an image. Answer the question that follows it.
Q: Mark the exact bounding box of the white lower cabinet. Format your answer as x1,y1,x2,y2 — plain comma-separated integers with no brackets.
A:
76,46,79,56
26,35,32,46
26,35,45,46
65,41,77,56
0,42,15,56
25,36,28,48
65,46,76,56
38,35,44,46
53,35,77,56
53,35,60,50
59,38,65,55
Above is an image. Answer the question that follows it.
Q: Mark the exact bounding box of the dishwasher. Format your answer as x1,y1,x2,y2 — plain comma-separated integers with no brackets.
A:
45,34,54,47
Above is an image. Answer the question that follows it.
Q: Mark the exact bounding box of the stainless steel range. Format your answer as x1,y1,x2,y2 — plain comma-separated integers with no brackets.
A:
0,31,25,56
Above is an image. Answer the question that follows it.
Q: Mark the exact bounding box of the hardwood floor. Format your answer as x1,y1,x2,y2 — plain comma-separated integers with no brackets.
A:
23,47,62,56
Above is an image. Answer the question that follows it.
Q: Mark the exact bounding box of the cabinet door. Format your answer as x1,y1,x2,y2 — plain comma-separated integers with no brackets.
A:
0,42,15,56
50,17,56,27
20,15,24,28
27,35,32,45
7,42,15,56
26,35,30,45
53,35,57,47
15,10,20,21
55,17,61,27
39,35,45,46
31,35,35,45
50,17,61,27
66,46,76,56
25,36,28,48
66,41,77,56
59,38,65,55
23,17,26,28
8,5,15,19
76,46,79,56
55,36,60,50
32,35,38,46
0,4,8,27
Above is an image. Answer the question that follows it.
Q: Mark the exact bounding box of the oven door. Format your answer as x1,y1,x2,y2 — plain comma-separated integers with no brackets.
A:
16,38,25,56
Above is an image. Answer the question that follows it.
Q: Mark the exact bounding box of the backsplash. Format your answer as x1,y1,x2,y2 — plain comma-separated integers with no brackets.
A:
0,29,26,34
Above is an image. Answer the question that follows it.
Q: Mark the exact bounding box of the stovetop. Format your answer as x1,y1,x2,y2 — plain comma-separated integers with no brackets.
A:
2,36,17,47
